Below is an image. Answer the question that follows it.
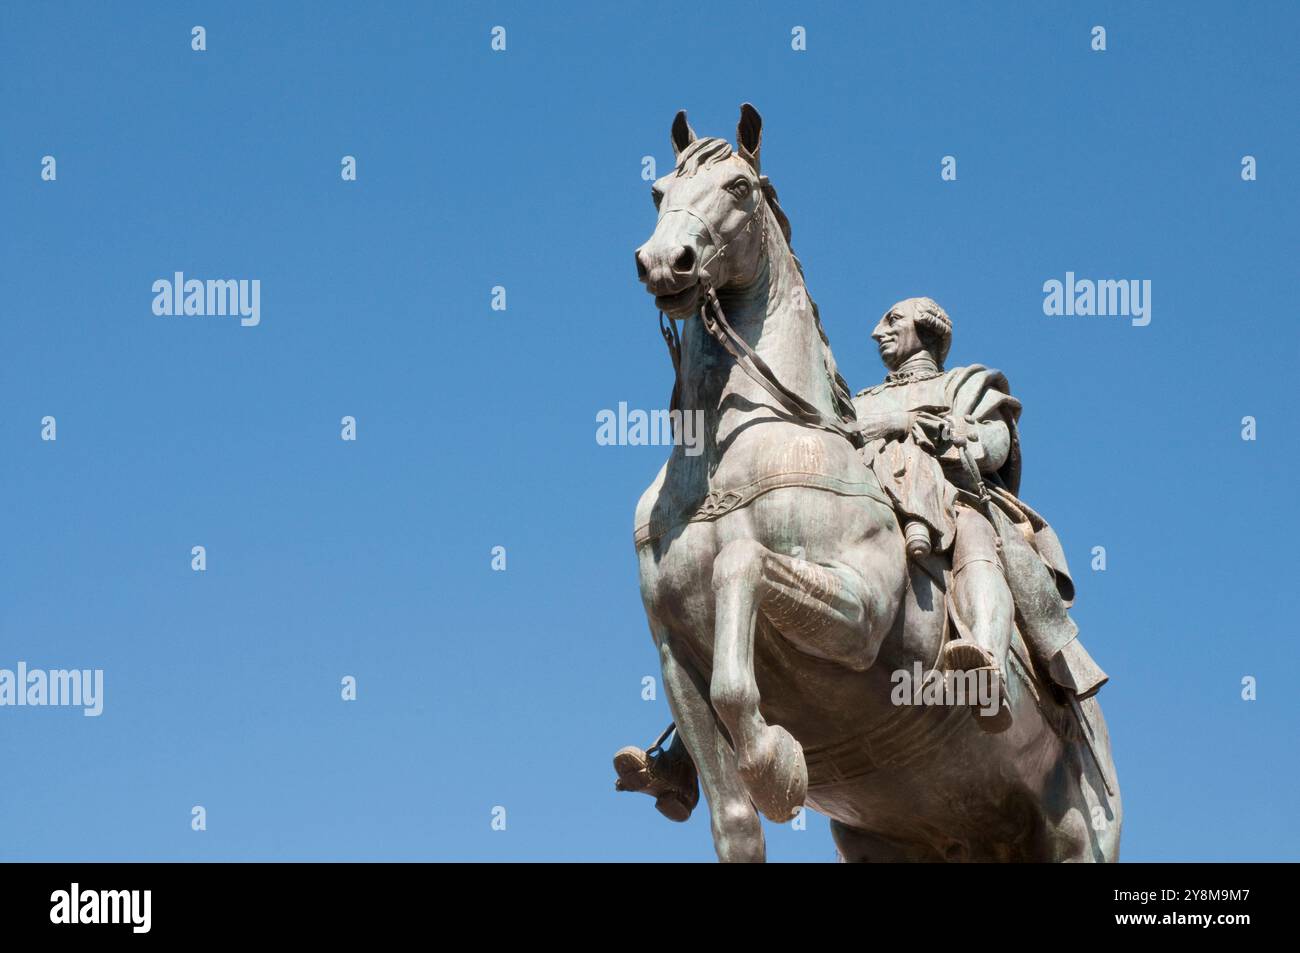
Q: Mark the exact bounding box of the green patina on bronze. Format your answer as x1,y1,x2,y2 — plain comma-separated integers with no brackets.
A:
617,105,1121,863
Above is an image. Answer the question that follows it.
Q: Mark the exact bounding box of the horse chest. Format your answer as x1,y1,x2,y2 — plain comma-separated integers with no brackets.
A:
639,521,720,646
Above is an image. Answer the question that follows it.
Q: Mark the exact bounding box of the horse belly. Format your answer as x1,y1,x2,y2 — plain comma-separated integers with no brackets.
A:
808,750,1059,861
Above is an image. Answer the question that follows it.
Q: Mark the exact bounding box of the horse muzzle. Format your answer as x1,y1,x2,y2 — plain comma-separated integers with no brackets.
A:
635,242,709,316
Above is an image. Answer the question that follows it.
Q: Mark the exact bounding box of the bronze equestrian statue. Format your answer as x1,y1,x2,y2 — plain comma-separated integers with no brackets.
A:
616,104,1120,862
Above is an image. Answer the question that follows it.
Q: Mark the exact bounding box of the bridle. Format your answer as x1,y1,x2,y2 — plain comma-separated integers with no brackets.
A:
656,182,865,447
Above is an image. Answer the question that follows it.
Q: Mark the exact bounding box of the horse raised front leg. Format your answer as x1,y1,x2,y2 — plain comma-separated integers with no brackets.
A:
654,625,765,862
710,537,898,821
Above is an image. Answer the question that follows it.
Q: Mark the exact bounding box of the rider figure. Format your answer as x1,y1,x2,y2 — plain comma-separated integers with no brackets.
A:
615,297,1108,815
851,297,1106,732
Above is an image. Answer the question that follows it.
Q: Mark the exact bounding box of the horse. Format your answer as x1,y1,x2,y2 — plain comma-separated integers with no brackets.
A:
629,104,1121,862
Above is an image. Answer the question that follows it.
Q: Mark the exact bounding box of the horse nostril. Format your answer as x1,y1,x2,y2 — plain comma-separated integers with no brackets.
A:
671,246,696,274
635,250,649,281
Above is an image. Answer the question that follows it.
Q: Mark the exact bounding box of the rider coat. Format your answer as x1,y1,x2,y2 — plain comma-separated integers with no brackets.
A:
853,364,1105,698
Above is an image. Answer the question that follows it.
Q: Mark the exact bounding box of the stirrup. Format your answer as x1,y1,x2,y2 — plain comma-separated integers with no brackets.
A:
612,738,700,822
938,640,1013,735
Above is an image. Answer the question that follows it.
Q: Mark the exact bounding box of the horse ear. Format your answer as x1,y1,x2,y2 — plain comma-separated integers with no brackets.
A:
737,103,762,171
671,110,697,159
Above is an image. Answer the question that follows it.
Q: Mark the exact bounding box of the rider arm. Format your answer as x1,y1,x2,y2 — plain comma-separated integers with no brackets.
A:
964,416,1011,474
925,413,1010,474
940,366,1022,482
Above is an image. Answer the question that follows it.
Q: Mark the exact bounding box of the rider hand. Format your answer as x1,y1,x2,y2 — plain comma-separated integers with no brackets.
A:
910,410,950,451
852,411,913,442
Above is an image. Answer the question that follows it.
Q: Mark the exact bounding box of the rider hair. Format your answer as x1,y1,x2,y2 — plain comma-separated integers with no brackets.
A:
908,297,953,368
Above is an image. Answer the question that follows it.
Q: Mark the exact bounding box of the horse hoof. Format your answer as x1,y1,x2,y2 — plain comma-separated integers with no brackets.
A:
740,725,808,822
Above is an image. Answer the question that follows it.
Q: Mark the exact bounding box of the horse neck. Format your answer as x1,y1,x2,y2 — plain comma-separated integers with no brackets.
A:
678,206,839,461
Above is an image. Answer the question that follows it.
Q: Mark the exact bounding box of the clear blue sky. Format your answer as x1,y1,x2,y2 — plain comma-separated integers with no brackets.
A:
1,1,1296,861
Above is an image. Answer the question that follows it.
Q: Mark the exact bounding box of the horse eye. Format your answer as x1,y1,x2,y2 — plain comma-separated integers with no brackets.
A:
729,180,751,198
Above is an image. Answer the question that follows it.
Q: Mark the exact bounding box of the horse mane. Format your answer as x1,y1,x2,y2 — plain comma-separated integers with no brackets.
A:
673,137,733,178
760,180,858,425
673,137,857,424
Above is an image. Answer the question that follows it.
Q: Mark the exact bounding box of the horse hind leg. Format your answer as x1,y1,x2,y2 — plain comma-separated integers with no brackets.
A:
709,538,895,822
1056,729,1123,862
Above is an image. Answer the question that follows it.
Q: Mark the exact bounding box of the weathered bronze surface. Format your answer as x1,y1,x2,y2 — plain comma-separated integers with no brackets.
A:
620,105,1121,863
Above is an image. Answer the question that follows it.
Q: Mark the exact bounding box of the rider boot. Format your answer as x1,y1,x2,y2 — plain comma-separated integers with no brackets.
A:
942,503,1014,734
613,728,699,822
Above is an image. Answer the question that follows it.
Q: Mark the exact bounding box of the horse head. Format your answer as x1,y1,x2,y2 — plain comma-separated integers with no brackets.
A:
635,104,770,319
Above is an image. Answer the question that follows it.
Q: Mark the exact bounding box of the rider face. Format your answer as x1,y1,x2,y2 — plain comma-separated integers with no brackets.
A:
871,303,925,371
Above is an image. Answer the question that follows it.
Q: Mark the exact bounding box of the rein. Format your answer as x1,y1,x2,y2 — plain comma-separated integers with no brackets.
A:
638,179,892,548
656,189,865,448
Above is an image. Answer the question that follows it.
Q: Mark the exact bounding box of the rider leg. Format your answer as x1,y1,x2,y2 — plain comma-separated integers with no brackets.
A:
942,504,1015,733
949,503,1014,674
